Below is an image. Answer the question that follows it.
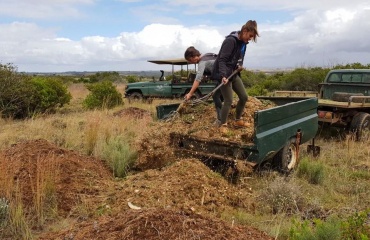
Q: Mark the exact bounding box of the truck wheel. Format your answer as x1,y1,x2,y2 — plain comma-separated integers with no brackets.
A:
128,92,143,102
273,138,299,174
349,112,370,141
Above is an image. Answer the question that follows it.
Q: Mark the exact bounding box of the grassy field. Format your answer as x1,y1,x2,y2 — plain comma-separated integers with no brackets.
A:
0,83,369,239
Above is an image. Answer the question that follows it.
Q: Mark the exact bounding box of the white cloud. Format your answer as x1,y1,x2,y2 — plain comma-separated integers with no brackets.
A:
1,1,370,72
0,0,93,19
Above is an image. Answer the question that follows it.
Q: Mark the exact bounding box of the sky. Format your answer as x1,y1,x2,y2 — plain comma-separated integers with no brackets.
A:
1,0,370,73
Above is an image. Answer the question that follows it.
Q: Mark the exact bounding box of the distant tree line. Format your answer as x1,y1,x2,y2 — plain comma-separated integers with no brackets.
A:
1,62,370,119
74,71,149,84
243,62,370,96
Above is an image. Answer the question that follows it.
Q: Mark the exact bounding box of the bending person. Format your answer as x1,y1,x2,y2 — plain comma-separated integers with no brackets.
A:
184,46,223,125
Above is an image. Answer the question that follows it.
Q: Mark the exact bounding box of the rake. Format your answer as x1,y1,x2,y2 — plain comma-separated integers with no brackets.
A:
162,69,240,121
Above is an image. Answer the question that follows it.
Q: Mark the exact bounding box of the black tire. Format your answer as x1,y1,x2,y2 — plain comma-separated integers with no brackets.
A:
273,138,299,174
128,92,143,102
349,112,370,141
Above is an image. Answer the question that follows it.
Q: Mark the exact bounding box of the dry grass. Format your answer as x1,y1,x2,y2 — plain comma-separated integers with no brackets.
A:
0,83,369,239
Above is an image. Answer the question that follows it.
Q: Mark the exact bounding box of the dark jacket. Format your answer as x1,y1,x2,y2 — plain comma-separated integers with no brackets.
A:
212,31,247,82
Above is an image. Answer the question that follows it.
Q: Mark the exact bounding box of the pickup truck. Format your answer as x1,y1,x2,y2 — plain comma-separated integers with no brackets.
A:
259,69,370,141
316,69,370,141
156,97,319,174
124,58,217,101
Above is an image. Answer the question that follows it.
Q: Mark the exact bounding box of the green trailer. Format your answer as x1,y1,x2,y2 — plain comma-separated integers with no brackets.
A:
157,97,320,173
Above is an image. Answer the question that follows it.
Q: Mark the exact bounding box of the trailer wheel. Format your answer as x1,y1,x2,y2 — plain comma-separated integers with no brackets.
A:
349,112,370,141
128,92,143,102
273,138,299,174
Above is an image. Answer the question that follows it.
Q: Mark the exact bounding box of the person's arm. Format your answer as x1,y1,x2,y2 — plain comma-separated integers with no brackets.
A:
185,61,206,100
185,81,200,100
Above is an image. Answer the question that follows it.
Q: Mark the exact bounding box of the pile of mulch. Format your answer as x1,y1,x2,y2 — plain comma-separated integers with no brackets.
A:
157,97,275,143
39,208,273,240
134,97,276,170
0,139,113,217
113,159,255,216
38,159,271,239
113,107,152,119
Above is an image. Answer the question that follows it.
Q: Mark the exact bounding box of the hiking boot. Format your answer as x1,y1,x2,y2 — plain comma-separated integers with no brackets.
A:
219,124,228,134
233,119,250,128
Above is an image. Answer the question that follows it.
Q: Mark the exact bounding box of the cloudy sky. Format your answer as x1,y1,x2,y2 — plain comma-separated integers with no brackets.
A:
1,0,370,72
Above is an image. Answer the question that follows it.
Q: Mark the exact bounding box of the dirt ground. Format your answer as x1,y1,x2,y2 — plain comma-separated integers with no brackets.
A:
0,97,276,239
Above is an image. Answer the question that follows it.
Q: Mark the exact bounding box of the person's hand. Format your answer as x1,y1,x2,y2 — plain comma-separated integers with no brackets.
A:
185,93,192,101
237,65,244,72
222,77,229,85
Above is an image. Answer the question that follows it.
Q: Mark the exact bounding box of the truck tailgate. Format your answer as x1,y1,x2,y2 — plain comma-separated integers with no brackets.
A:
253,97,318,162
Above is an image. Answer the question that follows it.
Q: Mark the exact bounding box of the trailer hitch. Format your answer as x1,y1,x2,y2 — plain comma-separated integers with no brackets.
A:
307,138,321,157
295,131,301,161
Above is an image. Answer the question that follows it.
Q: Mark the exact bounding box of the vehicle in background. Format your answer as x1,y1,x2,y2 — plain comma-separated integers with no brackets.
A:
317,69,370,140
124,58,217,101
258,69,370,141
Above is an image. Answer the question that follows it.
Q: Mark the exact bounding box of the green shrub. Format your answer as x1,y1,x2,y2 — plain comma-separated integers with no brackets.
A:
247,85,268,96
88,71,122,83
29,77,72,114
126,75,138,83
0,64,34,118
341,209,370,240
297,158,325,185
83,81,123,110
0,64,71,118
289,218,341,240
101,136,137,178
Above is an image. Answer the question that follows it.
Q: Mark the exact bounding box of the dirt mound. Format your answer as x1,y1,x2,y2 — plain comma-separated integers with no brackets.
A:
134,128,177,170
0,139,113,217
39,208,273,240
113,159,254,216
113,107,152,119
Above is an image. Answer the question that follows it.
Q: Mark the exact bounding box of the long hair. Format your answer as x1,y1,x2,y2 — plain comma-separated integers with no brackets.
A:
241,20,259,42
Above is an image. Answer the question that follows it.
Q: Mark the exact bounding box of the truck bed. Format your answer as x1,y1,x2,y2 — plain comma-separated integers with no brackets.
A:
165,97,318,165
318,99,370,108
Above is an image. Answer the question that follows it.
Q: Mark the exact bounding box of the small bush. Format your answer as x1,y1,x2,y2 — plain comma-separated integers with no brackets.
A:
30,77,72,114
101,136,137,178
0,64,34,118
0,64,71,118
341,209,370,240
83,81,123,110
247,85,268,96
259,177,303,214
289,218,341,240
296,158,325,185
